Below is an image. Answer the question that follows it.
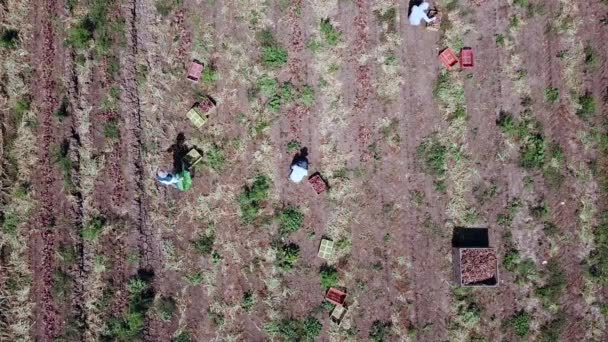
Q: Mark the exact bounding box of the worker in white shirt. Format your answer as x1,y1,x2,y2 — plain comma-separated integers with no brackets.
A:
409,2,436,26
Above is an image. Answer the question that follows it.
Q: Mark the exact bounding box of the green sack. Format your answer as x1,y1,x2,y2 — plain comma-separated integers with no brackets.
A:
176,170,192,191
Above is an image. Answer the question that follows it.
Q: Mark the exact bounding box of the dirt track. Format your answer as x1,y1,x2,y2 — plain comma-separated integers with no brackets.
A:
1,0,607,341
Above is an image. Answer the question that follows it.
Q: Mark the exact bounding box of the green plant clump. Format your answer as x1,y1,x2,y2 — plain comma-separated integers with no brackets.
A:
369,320,392,342
417,135,447,179
192,231,215,255
320,18,342,46
319,264,339,289
509,311,532,338
107,275,154,340
242,291,255,312
0,28,19,49
275,243,300,271
264,316,322,341
156,296,176,321
104,119,120,139
545,87,559,103
577,94,596,119
238,175,271,223
278,207,304,235
82,216,105,243
534,260,565,306
204,144,225,171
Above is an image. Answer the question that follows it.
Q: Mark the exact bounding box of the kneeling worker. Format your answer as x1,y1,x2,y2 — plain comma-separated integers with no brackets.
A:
409,2,436,26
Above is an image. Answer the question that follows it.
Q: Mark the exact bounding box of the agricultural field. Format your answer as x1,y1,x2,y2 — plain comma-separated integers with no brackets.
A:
1,0,608,340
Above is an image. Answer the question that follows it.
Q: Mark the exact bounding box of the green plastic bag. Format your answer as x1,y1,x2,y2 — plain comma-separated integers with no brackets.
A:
176,170,192,191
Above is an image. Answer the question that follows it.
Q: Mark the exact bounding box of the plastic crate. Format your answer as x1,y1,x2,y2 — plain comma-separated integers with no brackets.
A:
439,48,458,70
187,60,204,81
460,48,474,69
325,288,346,305
317,239,334,260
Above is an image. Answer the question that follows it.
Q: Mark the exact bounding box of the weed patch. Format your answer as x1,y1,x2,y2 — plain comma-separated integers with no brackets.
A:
534,259,565,308
277,207,304,235
319,264,338,289
508,311,531,338
320,18,341,46
193,231,215,255
275,243,300,271
577,93,596,119
264,316,322,341
238,175,271,223
417,135,447,190
544,87,559,103
0,28,19,49
82,216,105,243
258,30,287,68
369,320,392,342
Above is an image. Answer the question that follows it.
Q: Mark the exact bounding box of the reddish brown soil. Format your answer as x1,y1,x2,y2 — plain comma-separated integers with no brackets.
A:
6,0,607,341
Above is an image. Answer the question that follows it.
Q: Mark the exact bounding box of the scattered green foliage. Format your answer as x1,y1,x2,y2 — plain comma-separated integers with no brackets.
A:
202,65,219,84
302,317,322,340
55,97,70,121
0,28,19,49
155,0,182,17
287,140,301,153
497,112,548,169
369,320,392,342
584,44,598,69
319,264,339,289
278,207,304,235
82,216,105,243
544,87,559,103
577,94,596,119
503,248,537,283
535,260,565,307
539,313,565,342
107,275,154,340
265,316,323,341
185,272,203,286
509,311,531,338
417,135,447,189
52,269,72,302
242,291,255,312
173,331,192,342
193,231,215,255
54,140,73,188
262,46,288,68
588,211,608,283
320,18,341,46
276,243,300,271
203,144,225,171
495,34,505,46
12,96,31,123
299,85,315,107
209,310,224,326
238,175,271,223
2,213,19,235
66,17,95,49
156,296,176,322
258,75,277,96
104,119,120,140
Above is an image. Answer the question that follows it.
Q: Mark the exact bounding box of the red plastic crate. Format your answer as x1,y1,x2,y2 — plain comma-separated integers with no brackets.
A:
439,48,458,70
460,48,474,69
308,174,328,194
187,60,204,81
325,288,346,305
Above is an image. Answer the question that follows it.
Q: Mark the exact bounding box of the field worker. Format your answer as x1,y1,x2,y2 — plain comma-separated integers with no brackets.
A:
289,156,309,183
409,2,436,26
156,170,181,187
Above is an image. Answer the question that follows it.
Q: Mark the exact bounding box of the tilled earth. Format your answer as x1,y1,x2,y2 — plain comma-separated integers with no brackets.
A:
1,0,608,341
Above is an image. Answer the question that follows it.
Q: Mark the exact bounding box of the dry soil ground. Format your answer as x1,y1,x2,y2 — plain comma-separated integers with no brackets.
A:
2,0,608,341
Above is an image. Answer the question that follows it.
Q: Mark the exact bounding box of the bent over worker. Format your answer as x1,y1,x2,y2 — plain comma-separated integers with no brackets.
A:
409,2,436,26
